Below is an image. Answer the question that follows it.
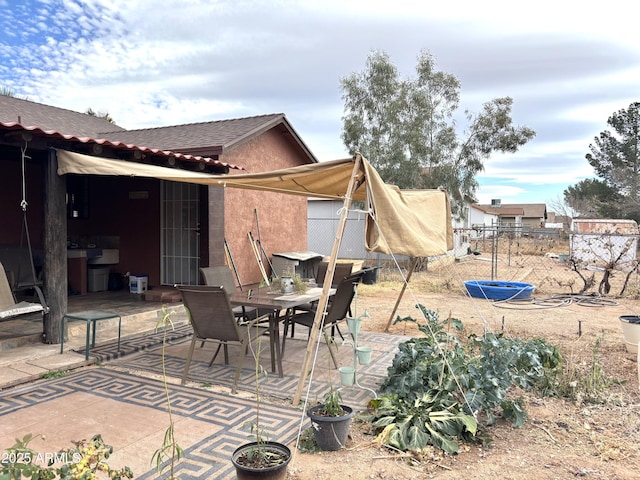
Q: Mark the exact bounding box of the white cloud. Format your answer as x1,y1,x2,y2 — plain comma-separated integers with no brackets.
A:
1,0,638,203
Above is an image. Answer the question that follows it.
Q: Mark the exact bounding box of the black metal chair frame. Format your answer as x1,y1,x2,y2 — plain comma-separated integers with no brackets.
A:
178,285,273,394
281,271,364,367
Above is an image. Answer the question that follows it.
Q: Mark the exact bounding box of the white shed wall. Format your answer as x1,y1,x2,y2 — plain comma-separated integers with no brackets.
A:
570,219,639,272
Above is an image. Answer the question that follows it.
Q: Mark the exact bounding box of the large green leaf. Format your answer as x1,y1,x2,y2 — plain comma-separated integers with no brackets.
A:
403,424,430,451
429,410,477,437
501,398,527,427
369,308,560,454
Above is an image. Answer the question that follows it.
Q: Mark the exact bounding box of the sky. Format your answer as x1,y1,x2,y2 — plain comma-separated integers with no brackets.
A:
1,0,638,209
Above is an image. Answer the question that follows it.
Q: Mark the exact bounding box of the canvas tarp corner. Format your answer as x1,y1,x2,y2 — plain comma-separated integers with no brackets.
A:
56,149,453,257
361,159,453,257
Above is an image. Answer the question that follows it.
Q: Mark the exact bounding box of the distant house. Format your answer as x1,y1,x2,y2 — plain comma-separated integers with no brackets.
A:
473,199,547,229
0,95,317,342
546,212,572,231
467,203,499,231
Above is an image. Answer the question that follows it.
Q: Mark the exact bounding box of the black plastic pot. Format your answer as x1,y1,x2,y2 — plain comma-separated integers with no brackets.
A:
620,315,640,324
307,404,355,451
231,441,291,480
361,267,379,285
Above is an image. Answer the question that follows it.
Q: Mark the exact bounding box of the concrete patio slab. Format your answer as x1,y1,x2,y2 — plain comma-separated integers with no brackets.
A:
0,313,411,479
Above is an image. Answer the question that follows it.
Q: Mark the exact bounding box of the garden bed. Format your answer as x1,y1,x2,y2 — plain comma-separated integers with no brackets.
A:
290,274,640,479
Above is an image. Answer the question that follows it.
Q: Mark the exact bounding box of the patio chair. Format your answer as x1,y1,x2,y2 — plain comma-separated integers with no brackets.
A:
200,265,268,322
315,261,354,288
0,260,47,321
288,261,355,339
178,285,273,394
282,271,364,367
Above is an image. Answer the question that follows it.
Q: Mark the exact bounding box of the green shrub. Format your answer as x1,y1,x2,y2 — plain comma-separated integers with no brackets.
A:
364,306,562,454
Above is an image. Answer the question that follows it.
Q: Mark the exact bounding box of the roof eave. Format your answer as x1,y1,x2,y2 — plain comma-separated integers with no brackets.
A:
224,114,318,163
0,121,243,171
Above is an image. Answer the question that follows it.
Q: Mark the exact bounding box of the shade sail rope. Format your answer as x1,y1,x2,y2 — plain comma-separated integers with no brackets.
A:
291,162,363,462
19,140,47,305
244,318,326,466
361,207,478,421
332,204,487,332
20,140,30,212
452,273,505,333
437,255,568,336
8,139,49,315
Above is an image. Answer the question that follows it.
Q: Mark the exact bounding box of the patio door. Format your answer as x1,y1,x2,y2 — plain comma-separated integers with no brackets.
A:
161,181,200,285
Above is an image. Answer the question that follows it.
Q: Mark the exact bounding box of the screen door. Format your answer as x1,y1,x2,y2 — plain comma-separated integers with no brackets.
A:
161,181,200,285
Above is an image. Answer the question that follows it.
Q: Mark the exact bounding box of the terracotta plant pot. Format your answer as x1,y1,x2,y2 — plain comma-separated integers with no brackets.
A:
307,404,355,451
231,441,291,480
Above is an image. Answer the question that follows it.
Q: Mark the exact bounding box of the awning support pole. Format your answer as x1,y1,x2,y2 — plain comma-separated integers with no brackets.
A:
384,257,419,332
292,153,363,406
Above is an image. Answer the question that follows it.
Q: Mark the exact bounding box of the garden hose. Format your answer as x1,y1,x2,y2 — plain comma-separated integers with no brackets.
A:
492,294,618,310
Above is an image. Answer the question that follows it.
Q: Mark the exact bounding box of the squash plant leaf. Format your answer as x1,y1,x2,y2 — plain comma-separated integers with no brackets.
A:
367,307,560,454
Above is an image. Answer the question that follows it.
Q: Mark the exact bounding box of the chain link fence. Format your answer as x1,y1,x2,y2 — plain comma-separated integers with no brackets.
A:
378,226,640,299
307,202,640,299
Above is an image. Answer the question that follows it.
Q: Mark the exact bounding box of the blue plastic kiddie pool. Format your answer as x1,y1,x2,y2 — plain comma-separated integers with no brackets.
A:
464,280,535,301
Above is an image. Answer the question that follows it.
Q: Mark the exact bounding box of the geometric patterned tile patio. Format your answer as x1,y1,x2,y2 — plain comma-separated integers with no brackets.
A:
0,368,303,479
75,323,194,362
109,330,409,410
1,327,412,479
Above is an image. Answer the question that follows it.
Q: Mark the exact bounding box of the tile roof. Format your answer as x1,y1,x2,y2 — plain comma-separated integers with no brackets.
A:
0,95,125,137
0,120,241,169
0,95,317,165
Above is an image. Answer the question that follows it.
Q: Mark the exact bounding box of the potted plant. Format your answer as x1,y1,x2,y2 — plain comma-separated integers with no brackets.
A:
307,388,355,451
306,339,355,451
278,269,308,295
231,321,291,479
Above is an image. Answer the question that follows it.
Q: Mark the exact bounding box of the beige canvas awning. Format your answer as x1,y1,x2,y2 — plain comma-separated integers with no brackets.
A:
56,149,221,182
56,149,453,257
57,148,454,405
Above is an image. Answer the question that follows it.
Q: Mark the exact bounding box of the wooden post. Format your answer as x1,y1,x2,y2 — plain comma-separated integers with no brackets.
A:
384,257,419,332
292,154,363,406
43,149,68,344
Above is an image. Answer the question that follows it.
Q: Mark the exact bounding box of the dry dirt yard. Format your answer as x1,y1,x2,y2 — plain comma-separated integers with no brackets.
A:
288,271,640,480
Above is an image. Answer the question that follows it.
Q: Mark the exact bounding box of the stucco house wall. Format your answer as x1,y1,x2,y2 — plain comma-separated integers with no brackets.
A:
220,129,310,285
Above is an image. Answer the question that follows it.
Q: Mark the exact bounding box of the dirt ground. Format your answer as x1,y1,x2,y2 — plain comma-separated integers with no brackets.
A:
288,271,640,479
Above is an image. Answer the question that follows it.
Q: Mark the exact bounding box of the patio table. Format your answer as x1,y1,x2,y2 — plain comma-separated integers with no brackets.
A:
229,285,334,377
60,309,121,360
